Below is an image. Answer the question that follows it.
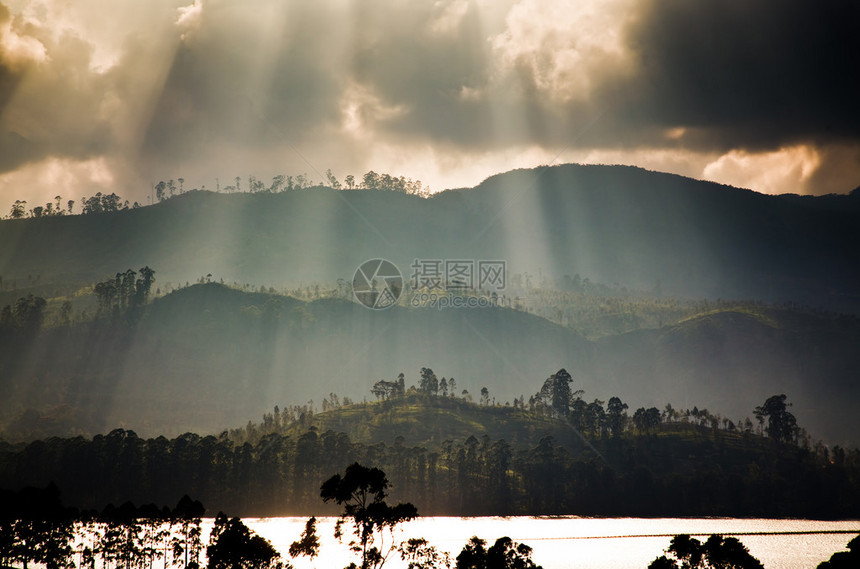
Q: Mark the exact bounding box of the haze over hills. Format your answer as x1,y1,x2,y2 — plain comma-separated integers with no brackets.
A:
1,164,859,311
1,164,859,446
1,281,859,445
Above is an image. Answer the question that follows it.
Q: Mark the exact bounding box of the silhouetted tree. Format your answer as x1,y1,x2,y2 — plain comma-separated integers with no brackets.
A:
206,513,281,569
398,537,450,569
419,368,439,396
9,200,26,218
2,294,48,334
288,516,319,563
583,400,606,436
173,495,205,569
754,395,798,444
372,381,400,401
320,463,418,569
537,369,576,417
456,536,543,569
633,407,662,434
136,266,156,305
606,397,628,436
649,534,763,569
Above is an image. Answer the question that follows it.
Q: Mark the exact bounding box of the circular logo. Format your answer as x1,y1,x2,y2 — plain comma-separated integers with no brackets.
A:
352,259,403,309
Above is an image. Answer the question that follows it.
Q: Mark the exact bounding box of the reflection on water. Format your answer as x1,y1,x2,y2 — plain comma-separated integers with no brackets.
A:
231,517,859,569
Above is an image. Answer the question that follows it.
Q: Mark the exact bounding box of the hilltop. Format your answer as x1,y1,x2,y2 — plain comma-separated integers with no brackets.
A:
279,392,584,450
1,164,859,311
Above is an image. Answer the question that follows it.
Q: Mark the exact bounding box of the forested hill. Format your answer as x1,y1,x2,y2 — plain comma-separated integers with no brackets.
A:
1,164,859,312
2,394,859,518
2,283,859,444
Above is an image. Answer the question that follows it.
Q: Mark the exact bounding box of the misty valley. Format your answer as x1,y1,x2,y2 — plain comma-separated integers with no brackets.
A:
2,165,860,568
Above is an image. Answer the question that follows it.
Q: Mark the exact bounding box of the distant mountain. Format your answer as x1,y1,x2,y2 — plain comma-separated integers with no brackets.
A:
2,283,858,444
1,164,858,311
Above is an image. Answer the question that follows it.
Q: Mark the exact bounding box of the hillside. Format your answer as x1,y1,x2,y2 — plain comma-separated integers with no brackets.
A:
2,282,859,444
280,393,585,450
2,395,857,518
1,164,859,312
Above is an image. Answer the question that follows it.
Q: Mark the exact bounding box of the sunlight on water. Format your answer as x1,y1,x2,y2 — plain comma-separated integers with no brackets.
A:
232,517,860,569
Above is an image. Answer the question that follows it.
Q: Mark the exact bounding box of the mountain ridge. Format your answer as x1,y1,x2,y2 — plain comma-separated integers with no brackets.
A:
1,163,858,312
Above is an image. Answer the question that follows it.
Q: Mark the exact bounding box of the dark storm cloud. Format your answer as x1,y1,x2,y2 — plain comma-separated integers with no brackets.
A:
0,2,39,171
1,0,858,199
336,0,860,158
617,0,860,151
348,1,497,146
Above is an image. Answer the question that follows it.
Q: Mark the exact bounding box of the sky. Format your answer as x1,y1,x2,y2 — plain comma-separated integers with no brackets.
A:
0,0,858,211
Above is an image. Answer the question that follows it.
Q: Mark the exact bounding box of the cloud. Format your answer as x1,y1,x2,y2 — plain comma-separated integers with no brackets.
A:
491,0,634,103
702,147,821,196
0,0,182,176
1,0,859,209
0,156,121,213
619,0,860,150
0,4,47,71
176,0,204,34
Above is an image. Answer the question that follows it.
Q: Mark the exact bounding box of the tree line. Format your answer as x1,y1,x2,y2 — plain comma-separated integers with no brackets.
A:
2,404,858,519
0,266,155,355
4,465,857,569
4,169,430,220
528,369,802,444
1,484,205,569
92,267,156,316
6,192,143,219
361,368,804,446
0,464,544,569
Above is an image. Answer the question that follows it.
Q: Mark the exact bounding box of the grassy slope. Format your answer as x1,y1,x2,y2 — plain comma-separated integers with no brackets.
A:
279,393,812,490
284,393,583,450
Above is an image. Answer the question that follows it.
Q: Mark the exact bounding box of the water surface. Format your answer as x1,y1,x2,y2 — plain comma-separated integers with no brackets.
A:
239,516,859,569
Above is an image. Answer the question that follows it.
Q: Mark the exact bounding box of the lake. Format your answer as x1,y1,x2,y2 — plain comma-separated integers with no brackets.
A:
232,516,860,569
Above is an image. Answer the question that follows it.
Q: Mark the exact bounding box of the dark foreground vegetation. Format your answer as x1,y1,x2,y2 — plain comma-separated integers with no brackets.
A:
0,464,543,569
2,373,859,519
2,466,857,569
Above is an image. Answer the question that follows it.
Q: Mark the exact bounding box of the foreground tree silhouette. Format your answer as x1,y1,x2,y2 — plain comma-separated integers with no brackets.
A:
455,536,543,569
173,494,205,569
649,534,763,569
288,516,320,565
320,463,418,569
206,513,282,569
398,538,451,569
